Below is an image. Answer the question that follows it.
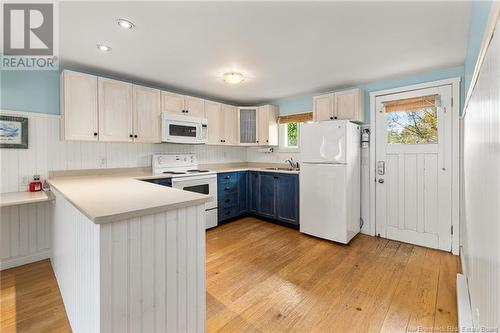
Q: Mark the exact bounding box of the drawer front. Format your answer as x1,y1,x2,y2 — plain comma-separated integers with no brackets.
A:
217,181,238,195
218,192,238,208
217,172,239,186
218,205,238,221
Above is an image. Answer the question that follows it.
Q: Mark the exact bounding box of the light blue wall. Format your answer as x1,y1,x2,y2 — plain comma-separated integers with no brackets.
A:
0,66,235,115
274,66,465,121
464,0,493,95
1,70,60,114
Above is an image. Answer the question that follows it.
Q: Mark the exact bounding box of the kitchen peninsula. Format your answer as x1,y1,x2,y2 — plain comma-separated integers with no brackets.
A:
48,169,209,333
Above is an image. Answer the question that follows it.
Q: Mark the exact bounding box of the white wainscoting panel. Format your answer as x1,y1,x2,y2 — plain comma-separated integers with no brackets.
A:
52,188,101,332
462,20,499,329
0,201,51,269
51,188,206,333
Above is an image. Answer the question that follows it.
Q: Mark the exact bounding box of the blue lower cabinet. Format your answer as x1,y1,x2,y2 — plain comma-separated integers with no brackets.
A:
238,172,248,214
258,173,277,219
217,170,298,226
218,206,238,221
276,174,299,225
249,171,259,213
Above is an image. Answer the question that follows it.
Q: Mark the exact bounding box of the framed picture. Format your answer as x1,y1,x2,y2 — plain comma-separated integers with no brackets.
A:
0,116,28,149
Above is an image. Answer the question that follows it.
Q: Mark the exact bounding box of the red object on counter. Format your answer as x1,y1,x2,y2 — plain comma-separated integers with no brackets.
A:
29,175,43,192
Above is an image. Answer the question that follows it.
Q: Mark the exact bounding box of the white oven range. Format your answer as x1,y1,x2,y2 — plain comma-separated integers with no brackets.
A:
147,153,217,229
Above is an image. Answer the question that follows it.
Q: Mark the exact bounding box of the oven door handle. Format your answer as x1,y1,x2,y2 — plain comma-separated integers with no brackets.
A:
171,174,216,184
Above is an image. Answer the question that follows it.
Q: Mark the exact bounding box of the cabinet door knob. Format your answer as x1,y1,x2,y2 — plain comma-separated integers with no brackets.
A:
266,140,269,143
224,176,230,180
129,134,133,138
134,135,138,138
225,187,230,190
256,140,259,143
334,116,338,119
93,132,98,136
330,116,334,120
225,199,230,203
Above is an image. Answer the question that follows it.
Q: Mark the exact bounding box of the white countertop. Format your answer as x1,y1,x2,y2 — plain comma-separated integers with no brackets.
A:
0,190,53,207
48,172,209,224
47,164,297,224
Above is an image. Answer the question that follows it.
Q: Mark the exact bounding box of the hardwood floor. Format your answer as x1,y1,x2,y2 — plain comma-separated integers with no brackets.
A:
0,217,460,333
0,259,71,333
206,217,460,333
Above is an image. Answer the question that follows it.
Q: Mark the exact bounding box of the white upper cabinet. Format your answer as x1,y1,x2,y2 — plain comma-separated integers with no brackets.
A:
98,78,134,142
313,89,364,123
238,107,258,145
334,88,364,123
133,85,161,143
60,70,98,141
205,100,222,144
313,93,334,121
257,105,279,146
221,104,238,145
161,92,205,118
161,92,184,114
184,96,205,118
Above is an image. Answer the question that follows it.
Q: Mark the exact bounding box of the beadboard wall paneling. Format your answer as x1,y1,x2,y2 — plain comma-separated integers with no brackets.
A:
52,188,101,332
0,110,247,193
51,188,206,333
0,202,51,269
462,20,499,329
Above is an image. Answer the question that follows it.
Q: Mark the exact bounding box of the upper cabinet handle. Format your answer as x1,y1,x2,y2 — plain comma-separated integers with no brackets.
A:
93,132,98,136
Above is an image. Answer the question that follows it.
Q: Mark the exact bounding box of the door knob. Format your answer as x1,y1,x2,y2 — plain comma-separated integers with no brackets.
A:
378,178,385,184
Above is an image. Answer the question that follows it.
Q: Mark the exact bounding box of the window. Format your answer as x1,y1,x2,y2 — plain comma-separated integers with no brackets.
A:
277,112,313,150
280,122,299,148
385,95,438,144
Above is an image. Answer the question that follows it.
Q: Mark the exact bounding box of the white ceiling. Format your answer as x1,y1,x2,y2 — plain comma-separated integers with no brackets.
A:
60,1,471,104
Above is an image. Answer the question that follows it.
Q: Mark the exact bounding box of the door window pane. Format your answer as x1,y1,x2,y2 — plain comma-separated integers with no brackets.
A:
387,107,438,144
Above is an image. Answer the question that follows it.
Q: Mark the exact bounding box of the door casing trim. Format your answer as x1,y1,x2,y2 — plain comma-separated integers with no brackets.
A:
369,77,461,255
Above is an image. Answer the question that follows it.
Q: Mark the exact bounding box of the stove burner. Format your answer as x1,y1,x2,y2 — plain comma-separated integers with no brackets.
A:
162,171,186,175
187,169,210,173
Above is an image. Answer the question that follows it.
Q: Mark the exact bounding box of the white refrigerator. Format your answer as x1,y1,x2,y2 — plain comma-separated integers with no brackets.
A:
299,120,361,244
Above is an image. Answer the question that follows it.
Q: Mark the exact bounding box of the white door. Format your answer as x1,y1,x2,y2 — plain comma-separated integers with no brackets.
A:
375,85,452,251
133,85,161,143
98,78,134,142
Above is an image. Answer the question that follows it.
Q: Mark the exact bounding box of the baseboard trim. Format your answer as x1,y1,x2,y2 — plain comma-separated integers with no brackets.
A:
457,273,473,330
0,250,51,270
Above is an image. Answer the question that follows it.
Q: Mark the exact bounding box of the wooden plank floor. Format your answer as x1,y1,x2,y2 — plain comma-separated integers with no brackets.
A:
0,217,460,333
207,217,461,333
0,259,71,333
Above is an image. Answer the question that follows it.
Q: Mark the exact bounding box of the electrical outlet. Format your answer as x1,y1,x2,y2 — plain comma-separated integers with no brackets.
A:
20,176,29,186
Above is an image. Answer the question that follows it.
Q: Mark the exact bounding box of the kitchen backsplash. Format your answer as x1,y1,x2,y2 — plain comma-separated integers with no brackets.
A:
0,111,247,193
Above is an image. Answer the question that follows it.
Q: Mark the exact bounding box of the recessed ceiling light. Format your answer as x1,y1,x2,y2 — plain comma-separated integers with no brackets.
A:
223,72,245,84
117,18,135,30
97,44,111,52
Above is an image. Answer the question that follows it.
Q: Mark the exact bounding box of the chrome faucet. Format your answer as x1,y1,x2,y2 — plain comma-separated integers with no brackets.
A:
285,158,299,169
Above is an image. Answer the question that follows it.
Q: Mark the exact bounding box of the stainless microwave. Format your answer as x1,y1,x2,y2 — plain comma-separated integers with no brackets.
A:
161,113,207,144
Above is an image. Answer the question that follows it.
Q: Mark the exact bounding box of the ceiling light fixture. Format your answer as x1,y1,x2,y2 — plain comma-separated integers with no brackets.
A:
223,72,245,84
117,18,135,30
96,44,112,52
